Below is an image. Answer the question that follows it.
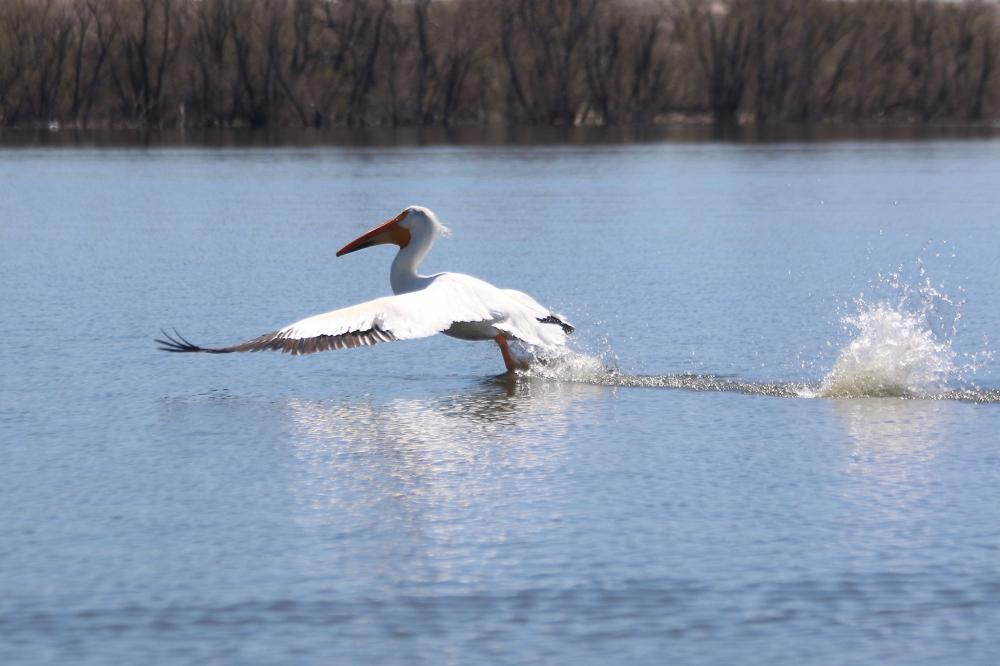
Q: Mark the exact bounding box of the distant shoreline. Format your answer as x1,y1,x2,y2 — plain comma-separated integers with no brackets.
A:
2,122,998,149
2,0,996,131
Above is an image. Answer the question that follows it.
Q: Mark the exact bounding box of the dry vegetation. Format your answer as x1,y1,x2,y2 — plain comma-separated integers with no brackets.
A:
0,0,997,128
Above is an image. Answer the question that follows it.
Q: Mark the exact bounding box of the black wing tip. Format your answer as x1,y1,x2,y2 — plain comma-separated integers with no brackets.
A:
155,326,399,355
538,315,574,334
156,328,210,353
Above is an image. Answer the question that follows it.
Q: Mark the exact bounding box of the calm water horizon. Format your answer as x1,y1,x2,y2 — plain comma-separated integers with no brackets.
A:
2,130,999,664
2,122,1000,149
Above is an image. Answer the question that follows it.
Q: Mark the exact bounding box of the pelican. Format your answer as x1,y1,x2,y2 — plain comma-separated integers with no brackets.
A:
157,206,573,372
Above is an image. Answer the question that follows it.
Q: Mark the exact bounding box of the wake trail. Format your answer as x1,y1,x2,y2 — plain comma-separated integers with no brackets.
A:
524,354,1000,403
523,265,997,404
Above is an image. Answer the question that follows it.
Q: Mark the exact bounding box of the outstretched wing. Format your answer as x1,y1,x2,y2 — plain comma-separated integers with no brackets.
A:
157,277,499,356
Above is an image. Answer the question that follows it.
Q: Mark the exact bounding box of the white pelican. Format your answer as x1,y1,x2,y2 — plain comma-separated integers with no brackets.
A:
157,206,573,372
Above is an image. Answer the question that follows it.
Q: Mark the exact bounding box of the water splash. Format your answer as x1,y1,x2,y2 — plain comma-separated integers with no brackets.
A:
518,264,997,403
820,264,991,399
523,347,613,384
820,303,955,398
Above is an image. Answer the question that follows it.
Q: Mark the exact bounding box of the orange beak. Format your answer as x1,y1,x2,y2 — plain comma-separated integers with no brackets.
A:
336,210,411,257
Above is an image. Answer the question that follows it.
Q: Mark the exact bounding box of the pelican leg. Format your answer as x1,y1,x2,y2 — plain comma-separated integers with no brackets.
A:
494,334,527,373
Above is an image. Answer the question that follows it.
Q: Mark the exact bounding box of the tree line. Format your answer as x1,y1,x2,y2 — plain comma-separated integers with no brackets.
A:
0,0,996,129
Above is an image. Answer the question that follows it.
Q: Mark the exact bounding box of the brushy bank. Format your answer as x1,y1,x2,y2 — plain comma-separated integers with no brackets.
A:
0,0,996,129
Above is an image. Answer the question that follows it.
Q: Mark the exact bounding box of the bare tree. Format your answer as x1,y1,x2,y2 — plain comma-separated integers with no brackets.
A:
677,0,754,125
109,0,184,126
943,1,995,120
582,2,668,125
77,0,119,127
21,0,74,123
0,1,31,125
190,0,233,126
500,0,597,125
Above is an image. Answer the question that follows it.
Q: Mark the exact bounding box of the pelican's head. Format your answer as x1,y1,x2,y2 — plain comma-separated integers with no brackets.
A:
337,205,449,257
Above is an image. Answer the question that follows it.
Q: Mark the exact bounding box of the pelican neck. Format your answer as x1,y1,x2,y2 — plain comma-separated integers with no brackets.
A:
390,241,429,294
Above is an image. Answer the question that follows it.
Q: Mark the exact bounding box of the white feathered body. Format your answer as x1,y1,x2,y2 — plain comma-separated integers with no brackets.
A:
281,272,568,350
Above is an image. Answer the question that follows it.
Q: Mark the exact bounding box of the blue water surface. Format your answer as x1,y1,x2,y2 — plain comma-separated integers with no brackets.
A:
2,135,1000,664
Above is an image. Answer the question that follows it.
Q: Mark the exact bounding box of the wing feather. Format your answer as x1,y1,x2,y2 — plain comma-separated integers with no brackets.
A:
157,276,498,355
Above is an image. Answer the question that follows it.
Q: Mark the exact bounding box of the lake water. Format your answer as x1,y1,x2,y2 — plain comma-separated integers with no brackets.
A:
2,131,1000,664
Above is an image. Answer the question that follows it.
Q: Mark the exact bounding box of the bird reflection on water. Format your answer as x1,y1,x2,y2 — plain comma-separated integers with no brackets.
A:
282,376,607,586
288,373,605,445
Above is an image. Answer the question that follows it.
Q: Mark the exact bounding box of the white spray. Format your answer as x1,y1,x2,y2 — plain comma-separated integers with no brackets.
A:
821,261,989,398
